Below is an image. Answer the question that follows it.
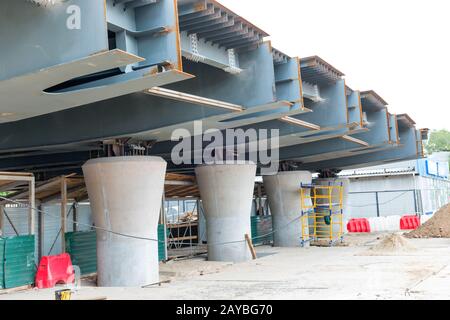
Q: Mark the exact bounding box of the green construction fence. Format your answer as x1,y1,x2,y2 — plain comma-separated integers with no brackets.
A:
0,235,36,289
250,215,273,246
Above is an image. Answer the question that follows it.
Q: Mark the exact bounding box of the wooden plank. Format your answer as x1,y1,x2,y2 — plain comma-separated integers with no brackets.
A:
0,174,79,205
166,185,190,194
65,176,85,181
245,234,257,260
167,222,199,229
35,173,76,190
0,175,34,182
168,236,198,241
38,204,43,261
165,180,195,186
60,177,67,253
0,181,27,193
0,172,34,177
28,178,36,235
75,192,89,203
40,183,85,204
77,296,108,301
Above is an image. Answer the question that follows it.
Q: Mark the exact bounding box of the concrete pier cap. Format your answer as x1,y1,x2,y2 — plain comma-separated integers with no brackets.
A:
263,171,313,247
195,161,257,263
82,156,167,287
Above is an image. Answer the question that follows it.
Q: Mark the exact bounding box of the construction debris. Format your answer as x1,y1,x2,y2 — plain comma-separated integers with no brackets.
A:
405,204,450,239
360,233,416,255
178,211,198,223
311,240,349,247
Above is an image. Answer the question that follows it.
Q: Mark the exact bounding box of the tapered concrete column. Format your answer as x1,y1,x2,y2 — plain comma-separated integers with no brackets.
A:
83,156,167,287
195,163,256,263
263,171,312,247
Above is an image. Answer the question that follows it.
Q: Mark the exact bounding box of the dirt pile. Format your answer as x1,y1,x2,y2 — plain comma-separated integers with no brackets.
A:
405,204,450,239
357,233,416,256
369,233,416,253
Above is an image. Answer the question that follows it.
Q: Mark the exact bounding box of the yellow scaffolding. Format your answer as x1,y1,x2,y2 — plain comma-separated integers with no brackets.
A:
300,183,344,246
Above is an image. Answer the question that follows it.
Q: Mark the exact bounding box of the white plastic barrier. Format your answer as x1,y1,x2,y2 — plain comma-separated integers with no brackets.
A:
420,213,434,225
367,215,402,233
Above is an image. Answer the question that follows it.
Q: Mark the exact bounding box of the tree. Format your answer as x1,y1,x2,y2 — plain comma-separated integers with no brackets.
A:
425,129,450,154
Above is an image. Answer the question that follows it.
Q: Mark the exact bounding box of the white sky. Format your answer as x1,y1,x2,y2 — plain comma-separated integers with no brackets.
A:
220,0,450,130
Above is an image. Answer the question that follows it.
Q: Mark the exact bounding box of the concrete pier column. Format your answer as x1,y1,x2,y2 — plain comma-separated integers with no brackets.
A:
263,171,312,247
82,156,167,287
195,163,257,263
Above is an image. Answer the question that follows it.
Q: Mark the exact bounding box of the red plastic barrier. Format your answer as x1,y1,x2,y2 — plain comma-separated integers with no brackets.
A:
400,215,420,230
347,218,371,233
35,253,75,289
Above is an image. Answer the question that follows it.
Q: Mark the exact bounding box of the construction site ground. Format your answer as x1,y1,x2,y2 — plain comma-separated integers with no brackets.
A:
2,233,450,300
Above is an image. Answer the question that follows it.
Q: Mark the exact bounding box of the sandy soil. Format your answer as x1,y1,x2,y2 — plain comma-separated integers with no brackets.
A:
359,233,417,256
406,204,450,238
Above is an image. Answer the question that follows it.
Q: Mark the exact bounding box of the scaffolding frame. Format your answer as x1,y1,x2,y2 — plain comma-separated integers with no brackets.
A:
300,182,344,246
